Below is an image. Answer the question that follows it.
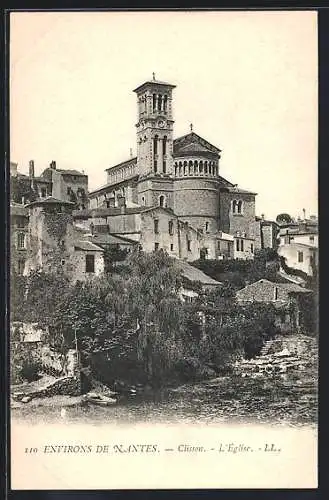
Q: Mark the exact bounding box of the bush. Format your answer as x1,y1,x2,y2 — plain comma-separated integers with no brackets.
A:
20,360,41,382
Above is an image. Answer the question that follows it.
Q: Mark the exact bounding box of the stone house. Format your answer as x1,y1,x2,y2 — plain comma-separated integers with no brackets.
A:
236,279,313,333
24,197,104,282
10,202,29,275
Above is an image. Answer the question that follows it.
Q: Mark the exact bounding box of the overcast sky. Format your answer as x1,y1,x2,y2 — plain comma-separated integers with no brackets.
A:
10,11,318,220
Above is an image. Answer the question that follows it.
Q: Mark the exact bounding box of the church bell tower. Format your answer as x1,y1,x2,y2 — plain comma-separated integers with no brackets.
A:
133,74,176,178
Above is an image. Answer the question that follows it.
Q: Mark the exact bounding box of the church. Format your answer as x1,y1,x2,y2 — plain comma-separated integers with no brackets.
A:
76,75,262,261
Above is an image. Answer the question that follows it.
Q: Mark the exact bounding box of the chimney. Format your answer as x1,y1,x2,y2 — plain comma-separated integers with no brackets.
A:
29,160,35,179
261,213,265,221
50,160,56,170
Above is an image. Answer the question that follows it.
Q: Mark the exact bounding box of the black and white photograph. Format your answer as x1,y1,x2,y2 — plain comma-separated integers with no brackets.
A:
9,10,318,489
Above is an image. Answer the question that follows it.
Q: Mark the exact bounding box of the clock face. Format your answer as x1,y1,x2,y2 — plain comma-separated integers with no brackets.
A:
158,120,165,128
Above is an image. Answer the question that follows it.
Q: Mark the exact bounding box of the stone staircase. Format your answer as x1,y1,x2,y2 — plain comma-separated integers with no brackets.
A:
235,334,318,377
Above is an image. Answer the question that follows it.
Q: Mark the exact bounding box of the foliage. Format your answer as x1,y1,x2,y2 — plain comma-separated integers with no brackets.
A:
10,176,37,204
276,213,293,225
14,250,283,387
103,246,129,273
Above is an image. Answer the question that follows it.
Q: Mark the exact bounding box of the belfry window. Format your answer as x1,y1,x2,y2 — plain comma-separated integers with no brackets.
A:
163,136,167,155
163,161,166,174
158,95,162,111
154,160,158,173
153,135,158,155
237,200,243,214
153,94,157,112
159,195,165,207
163,95,168,112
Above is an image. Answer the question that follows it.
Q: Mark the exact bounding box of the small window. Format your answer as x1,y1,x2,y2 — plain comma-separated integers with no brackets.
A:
274,287,278,300
251,243,254,253
298,251,304,263
61,259,65,266
67,187,71,195
187,240,191,252
17,233,26,249
154,219,159,234
217,240,221,251
41,188,47,197
141,196,146,206
154,242,159,251
237,200,243,214
168,220,174,235
85,254,95,273
159,195,165,207
309,236,314,243
205,222,209,232
17,259,25,275
16,217,25,228
170,243,174,251
241,239,244,252
236,239,240,252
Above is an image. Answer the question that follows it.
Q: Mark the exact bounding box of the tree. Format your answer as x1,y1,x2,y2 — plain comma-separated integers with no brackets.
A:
276,213,293,225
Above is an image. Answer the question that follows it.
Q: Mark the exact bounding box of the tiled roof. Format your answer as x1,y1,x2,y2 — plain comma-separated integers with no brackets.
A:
88,233,138,246
105,157,137,173
173,132,221,155
73,206,150,218
222,186,257,196
74,240,104,252
277,282,312,294
25,196,75,208
175,142,215,154
133,80,176,92
56,169,87,176
176,260,222,287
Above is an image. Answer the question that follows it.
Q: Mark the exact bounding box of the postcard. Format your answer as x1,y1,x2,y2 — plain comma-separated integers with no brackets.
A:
9,10,318,490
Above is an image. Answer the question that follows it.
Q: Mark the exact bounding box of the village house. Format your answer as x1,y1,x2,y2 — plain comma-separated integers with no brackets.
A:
10,202,29,275
236,279,313,333
23,197,104,282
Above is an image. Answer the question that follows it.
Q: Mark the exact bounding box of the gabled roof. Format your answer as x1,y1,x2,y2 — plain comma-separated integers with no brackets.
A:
25,196,75,208
74,240,104,252
173,132,221,156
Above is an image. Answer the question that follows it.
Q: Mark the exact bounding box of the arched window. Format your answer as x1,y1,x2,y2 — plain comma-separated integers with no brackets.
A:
194,160,198,175
205,222,209,232
163,95,168,112
189,160,193,175
153,94,156,112
199,161,203,174
232,200,237,213
237,200,243,214
158,95,162,111
153,135,158,155
141,196,146,206
163,136,167,156
184,161,187,176
159,195,166,207
179,161,183,176
174,162,178,176
204,161,208,175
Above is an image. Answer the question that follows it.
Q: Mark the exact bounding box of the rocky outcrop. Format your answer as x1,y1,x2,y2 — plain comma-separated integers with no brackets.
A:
12,375,81,401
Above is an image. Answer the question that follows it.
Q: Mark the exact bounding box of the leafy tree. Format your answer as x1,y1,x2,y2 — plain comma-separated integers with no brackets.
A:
276,213,293,225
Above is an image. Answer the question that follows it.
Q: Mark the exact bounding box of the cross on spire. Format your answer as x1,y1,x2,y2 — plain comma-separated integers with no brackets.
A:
152,72,156,81
190,123,193,132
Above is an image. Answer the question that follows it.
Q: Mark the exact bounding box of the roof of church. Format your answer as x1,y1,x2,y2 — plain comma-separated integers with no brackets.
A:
133,79,176,93
173,132,221,156
220,185,257,196
105,156,137,173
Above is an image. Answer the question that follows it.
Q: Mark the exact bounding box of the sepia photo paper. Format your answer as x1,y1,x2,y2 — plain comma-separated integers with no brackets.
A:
9,10,318,490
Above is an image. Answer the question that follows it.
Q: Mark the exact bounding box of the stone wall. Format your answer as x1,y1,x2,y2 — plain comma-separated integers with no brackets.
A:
219,191,256,239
